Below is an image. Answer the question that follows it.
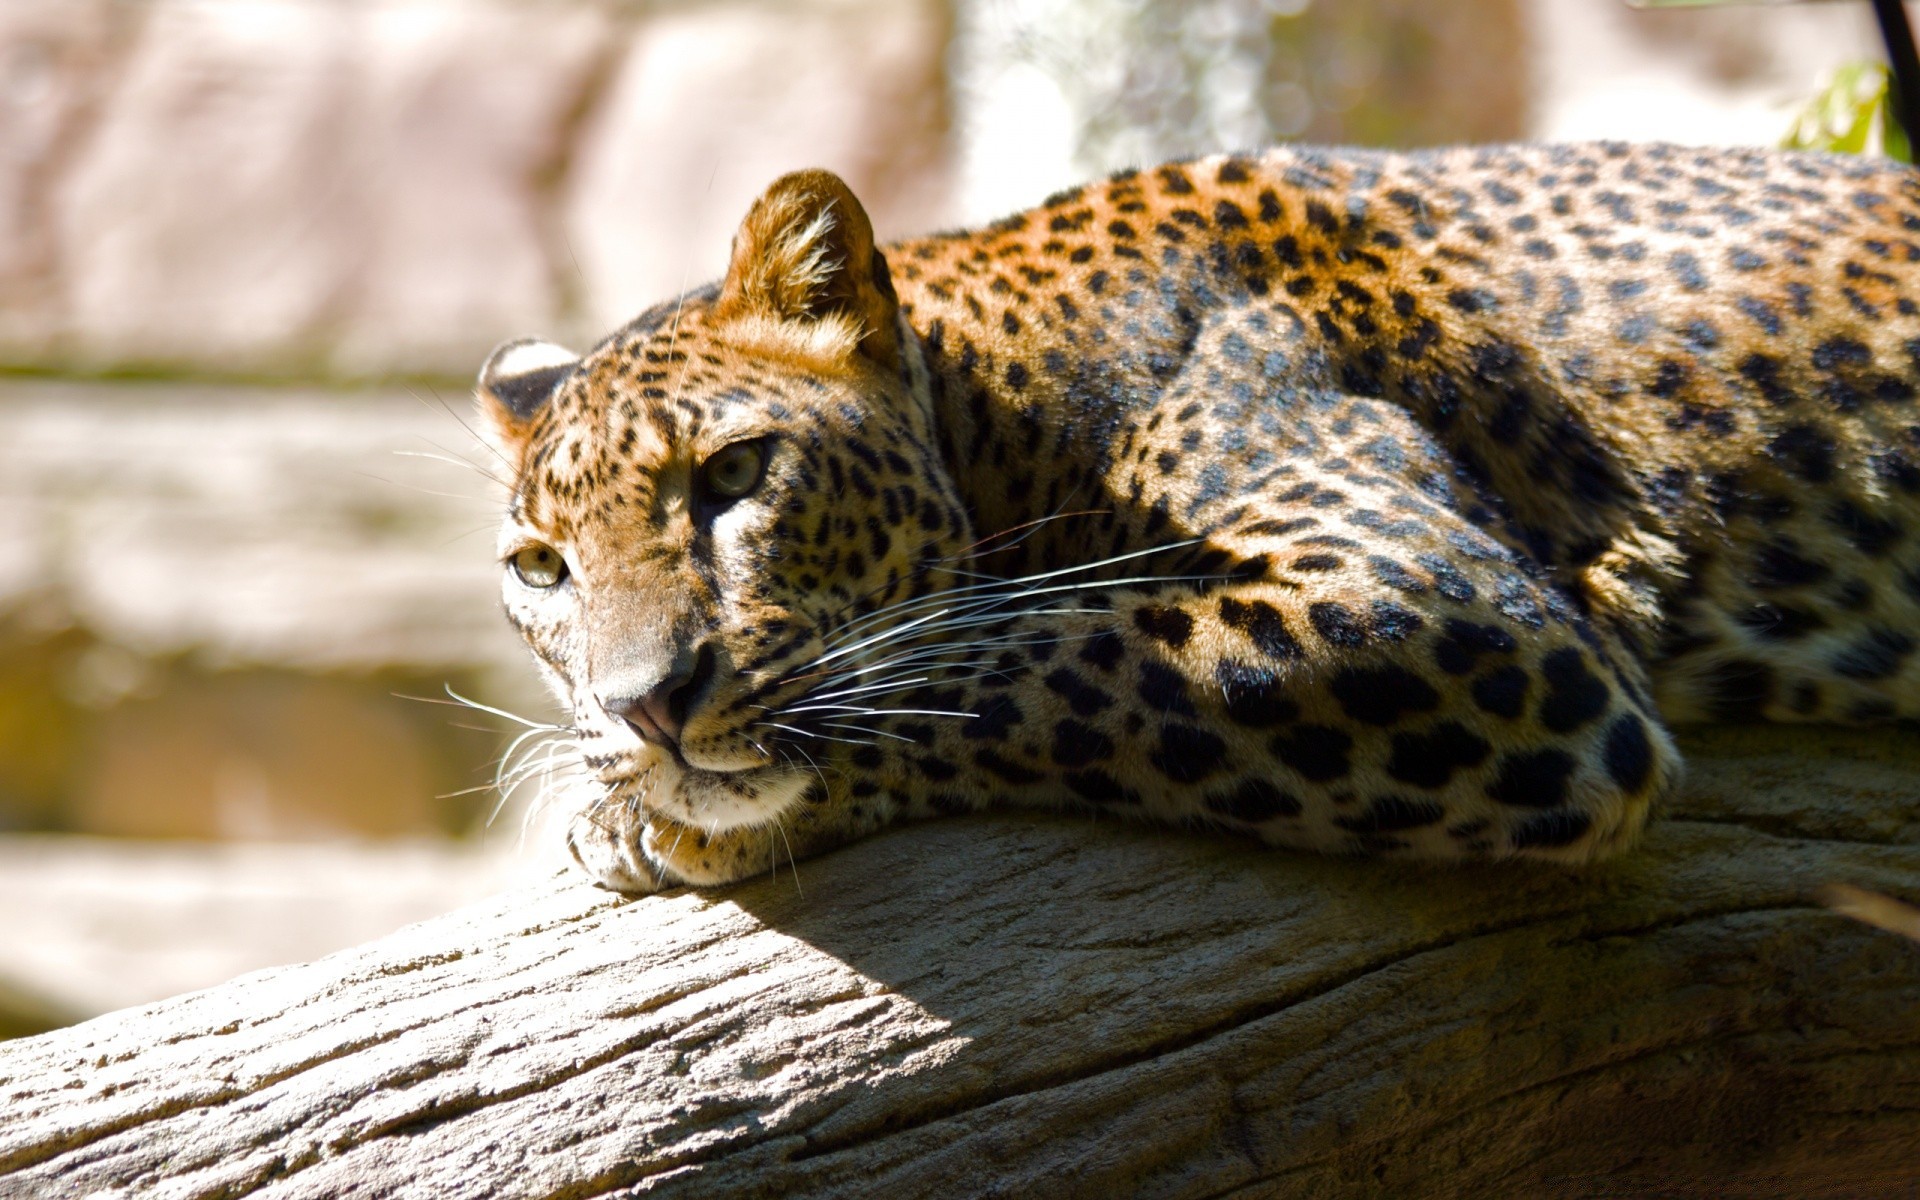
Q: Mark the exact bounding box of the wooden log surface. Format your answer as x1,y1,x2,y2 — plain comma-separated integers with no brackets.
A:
2,726,1918,1199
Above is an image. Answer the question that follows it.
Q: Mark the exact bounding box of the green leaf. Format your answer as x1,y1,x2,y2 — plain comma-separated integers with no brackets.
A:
1783,61,1911,162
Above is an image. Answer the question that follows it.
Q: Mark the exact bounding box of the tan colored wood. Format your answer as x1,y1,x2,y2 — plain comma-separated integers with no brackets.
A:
2,727,1917,1199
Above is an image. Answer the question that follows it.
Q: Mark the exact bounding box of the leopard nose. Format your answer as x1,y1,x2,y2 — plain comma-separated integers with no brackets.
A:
602,642,719,747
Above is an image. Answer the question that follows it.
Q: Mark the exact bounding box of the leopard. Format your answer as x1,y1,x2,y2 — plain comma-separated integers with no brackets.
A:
475,142,1920,894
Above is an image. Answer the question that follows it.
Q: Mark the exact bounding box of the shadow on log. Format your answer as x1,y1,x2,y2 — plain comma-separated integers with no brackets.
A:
2,727,1918,1198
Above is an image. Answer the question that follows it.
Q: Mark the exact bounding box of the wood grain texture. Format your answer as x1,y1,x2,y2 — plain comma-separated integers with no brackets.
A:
3,727,1918,1199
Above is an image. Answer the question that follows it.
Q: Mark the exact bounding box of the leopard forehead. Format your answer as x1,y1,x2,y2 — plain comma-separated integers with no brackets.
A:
510,307,870,537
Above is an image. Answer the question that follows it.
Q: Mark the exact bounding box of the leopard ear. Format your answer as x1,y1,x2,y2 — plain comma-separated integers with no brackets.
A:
714,169,901,372
476,338,576,469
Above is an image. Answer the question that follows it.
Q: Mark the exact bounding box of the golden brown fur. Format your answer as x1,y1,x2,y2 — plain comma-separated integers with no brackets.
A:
478,143,1920,891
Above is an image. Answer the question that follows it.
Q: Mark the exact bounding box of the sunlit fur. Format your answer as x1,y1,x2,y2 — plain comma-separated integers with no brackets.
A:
478,146,1920,892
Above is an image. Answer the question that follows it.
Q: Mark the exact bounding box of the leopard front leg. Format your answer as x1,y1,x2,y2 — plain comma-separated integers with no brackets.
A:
852,602,1678,863
832,394,1682,862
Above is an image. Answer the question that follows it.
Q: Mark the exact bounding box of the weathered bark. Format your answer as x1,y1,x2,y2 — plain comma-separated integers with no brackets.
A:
3,727,1918,1199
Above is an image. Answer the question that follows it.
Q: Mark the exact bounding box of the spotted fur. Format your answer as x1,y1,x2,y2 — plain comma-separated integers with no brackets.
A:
477,146,1920,892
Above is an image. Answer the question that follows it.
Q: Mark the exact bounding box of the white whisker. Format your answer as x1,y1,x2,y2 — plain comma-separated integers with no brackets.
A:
823,539,1201,644
819,722,915,743
759,722,877,747
441,685,565,730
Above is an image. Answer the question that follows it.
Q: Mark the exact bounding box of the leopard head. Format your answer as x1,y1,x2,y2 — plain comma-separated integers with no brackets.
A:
477,170,971,878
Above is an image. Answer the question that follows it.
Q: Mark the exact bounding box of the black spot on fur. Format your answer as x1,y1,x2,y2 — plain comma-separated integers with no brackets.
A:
1812,335,1871,374
1434,620,1518,675
1486,749,1577,808
1827,500,1904,557
1831,628,1915,680
961,695,1022,740
1768,424,1835,483
1064,769,1140,805
1133,604,1195,648
1368,601,1424,641
974,749,1043,785
1138,660,1200,716
1219,596,1301,660
1370,556,1427,594
1308,601,1368,647
1386,722,1493,788
1152,723,1228,783
1271,725,1353,782
1734,603,1826,641
1213,199,1249,230
1700,658,1775,721
1418,555,1477,602
1079,630,1125,671
1752,540,1831,590
1205,778,1303,823
915,756,959,782
1538,648,1610,733
1215,659,1298,727
1051,719,1116,768
1044,668,1114,717
1602,714,1655,794
1329,666,1439,725
1335,795,1446,834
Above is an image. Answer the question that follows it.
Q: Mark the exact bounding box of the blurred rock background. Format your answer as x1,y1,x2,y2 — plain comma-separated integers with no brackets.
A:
0,0,1885,1036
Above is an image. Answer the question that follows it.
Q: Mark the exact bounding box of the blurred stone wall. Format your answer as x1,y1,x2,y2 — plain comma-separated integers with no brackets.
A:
961,0,1527,175
0,0,954,381
0,380,515,837
1530,0,1879,143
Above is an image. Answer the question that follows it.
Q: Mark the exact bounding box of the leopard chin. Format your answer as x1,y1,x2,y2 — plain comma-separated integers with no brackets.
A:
566,757,815,893
606,748,813,834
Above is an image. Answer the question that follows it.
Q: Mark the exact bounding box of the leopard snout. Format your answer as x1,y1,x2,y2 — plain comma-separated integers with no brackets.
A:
600,640,722,749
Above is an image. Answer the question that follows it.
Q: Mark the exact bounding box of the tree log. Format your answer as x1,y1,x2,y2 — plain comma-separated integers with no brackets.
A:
3,727,1919,1199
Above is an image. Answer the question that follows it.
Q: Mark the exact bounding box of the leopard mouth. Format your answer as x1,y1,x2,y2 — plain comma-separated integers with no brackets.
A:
598,743,809,832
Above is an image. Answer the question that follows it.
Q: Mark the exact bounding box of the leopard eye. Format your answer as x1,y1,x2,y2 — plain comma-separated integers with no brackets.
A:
510,543,568,589
699,439,767,503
